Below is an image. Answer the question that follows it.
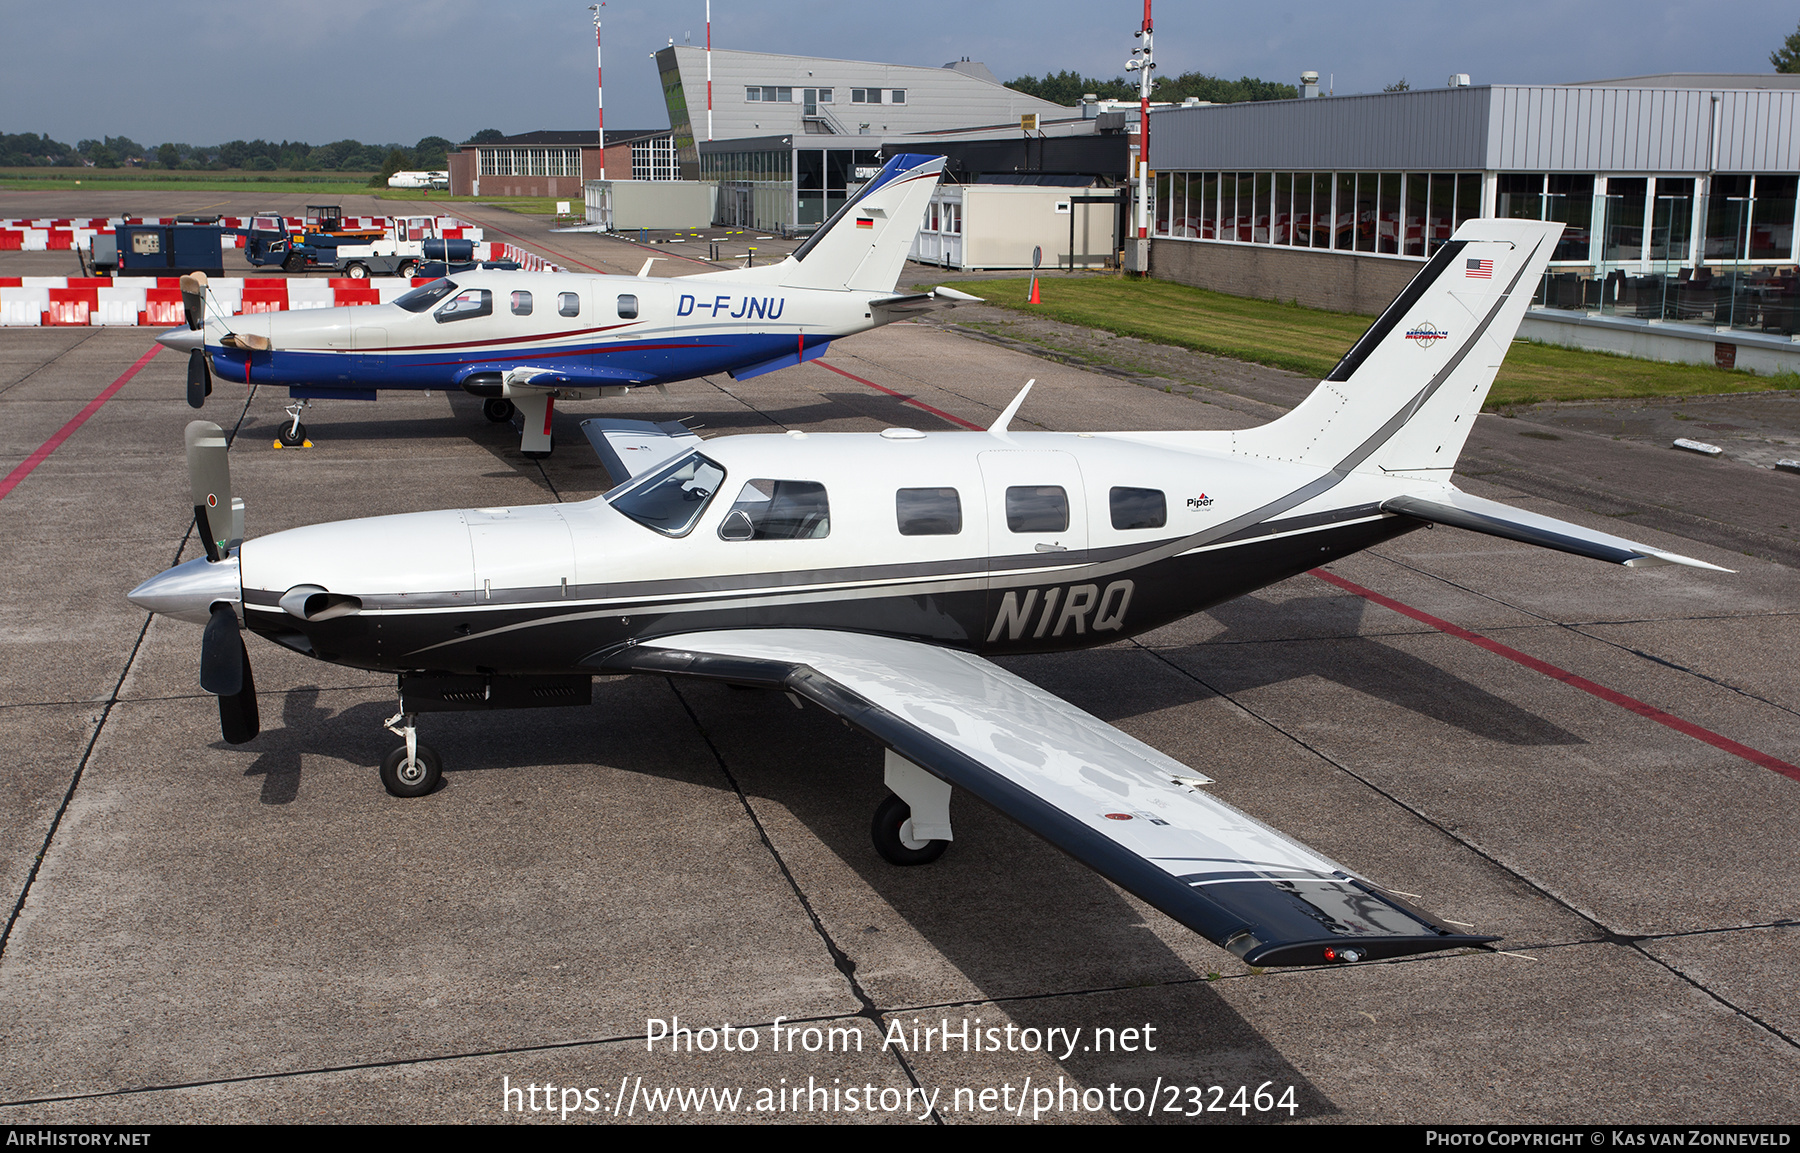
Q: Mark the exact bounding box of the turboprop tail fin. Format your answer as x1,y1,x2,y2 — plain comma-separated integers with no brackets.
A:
1232,219,1561,479
690,153,946,294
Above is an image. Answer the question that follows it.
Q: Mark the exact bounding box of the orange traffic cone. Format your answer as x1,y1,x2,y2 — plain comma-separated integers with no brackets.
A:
1028,276,1040,304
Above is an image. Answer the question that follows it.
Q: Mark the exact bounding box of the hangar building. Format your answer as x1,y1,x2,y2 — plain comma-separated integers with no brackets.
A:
1147,74,1800,369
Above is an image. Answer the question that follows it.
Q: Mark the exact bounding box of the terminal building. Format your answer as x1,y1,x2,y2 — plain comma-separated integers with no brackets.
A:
448,128,678,197
1146,74,1800,370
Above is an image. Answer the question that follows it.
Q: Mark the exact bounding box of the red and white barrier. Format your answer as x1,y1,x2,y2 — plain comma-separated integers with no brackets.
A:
0,215,484,251
0,276,427,326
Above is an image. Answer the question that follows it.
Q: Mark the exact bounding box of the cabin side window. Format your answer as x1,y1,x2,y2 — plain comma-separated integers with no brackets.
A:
1109,487,1167,530
617,294,639,319
510,290,533,316
1004,486,1068,533
558,292,581,318
896,488,962,536
718,480,831,541
433,288,492,323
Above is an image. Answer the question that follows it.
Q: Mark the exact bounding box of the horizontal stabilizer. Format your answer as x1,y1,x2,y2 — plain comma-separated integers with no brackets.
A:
596,628,1494,967
868,286,986,318
726,338,831,381
580,418,702,483
1385,490,1732,571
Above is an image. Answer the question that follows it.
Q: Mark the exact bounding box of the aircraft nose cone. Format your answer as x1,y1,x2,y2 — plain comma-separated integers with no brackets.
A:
156,327,203,353
128,554,241,626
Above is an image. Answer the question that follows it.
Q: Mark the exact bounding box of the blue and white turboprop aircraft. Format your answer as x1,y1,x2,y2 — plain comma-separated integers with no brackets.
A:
129,220,1729,968
156,153,976,455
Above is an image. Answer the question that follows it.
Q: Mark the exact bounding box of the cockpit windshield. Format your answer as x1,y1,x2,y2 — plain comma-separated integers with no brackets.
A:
394,278,457,313
606,451,726,537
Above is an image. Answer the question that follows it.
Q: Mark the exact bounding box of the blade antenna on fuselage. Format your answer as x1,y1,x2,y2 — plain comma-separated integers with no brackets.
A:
989,379,1035,434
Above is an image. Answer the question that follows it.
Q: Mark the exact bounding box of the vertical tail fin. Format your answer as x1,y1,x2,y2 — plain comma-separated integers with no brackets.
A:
1233,219,1561,478
692,153,946,293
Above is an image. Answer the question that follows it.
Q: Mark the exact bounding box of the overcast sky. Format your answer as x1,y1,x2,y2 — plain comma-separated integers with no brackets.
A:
5,0,1798,147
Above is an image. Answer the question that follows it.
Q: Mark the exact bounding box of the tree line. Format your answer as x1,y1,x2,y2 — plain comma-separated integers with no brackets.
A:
1005,70,1299,106
0,133,460,172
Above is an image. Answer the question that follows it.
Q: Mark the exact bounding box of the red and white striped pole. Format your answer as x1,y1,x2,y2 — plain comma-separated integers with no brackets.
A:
590,4,605,181
705,1,713,141
1135,0,1153,239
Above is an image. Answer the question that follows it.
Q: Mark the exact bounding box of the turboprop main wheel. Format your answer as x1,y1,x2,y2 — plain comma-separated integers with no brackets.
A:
871,793,947,866
483,397,515,423
278,422,307,447
381,743,442,798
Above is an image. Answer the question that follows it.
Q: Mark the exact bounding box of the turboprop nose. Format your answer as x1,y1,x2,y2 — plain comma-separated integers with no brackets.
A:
128,554,242,626
157,327,204,353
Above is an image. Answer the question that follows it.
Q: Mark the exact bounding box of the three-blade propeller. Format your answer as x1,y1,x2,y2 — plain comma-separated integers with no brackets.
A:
186,419,259,744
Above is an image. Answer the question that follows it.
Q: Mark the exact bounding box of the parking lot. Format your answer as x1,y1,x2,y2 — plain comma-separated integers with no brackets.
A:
0,209,1796,1123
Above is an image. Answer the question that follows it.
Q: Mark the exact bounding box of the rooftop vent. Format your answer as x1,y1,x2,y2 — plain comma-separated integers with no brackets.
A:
1301,70,1320,98
1448,73,1471,87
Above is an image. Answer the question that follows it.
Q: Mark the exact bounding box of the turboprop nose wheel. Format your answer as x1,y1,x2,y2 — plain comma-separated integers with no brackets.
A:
381,711,441,797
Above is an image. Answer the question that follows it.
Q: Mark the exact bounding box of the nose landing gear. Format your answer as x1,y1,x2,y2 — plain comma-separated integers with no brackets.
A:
381,711,441,797
276,399,312,449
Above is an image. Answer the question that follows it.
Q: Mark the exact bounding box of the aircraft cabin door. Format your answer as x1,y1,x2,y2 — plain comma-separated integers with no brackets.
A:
978,450,1091,645
352,327,385,382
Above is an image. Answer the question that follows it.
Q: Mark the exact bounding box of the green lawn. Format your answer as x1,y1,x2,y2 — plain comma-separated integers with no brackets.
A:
0,167,379,194
933,276,1800,407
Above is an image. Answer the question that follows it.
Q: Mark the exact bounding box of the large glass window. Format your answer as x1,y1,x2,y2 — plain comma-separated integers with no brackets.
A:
1311,173,1333,248
1546,174,1594,262
1650,178,1695,261
1602,178,1647,263
896,488,962,536
607,452,725,537
1749,174,1796,261
1334,172,1356,250
1202,171,1219,239
1404,173,1429,256
717,479,831,541
1497,173,1544,221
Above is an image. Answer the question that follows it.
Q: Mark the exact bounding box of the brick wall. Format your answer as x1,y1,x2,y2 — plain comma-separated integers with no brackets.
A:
1150,239,1420,316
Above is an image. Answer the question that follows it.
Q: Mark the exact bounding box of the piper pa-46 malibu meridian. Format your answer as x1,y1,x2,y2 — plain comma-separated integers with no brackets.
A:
131,219,1728,968
156,153,977,454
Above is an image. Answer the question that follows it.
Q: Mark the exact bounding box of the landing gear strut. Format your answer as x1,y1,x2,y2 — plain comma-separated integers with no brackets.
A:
381,711,441,797
277,398,311,448
871,750,951,865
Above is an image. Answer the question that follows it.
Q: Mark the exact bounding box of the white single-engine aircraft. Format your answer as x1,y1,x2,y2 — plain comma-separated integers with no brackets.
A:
156,153,977,454
130,219,1728,968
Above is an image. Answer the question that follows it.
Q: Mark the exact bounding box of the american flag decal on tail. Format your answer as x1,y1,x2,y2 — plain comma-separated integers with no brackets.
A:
1466,258,1494,279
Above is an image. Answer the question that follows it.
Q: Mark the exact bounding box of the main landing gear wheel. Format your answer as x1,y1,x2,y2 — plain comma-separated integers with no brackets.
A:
381,743,442,798
871,793,948,866
522,434,554,460
277,422,307,447
483,397,515,422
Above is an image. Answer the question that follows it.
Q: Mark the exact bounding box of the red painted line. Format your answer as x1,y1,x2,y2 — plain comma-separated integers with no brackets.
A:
0,343,161,503
812,359,983,431
1310,568,1800,783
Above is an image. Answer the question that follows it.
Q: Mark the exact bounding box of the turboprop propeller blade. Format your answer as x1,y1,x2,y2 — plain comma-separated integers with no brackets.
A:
179,272,207,331
186,346,212,409
185,420,232,561
202,605,259,744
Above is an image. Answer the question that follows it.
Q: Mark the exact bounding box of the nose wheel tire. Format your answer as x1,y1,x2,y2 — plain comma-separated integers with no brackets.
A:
871,793,948,866
381,743,442,798
483,398,516,423
278,422,307,448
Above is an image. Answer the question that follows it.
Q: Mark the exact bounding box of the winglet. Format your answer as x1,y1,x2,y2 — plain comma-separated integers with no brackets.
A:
990,379,1034,434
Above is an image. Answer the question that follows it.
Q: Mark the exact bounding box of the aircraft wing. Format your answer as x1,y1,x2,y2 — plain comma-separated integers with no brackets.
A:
580,418,703,483
1384,489,1731,571
597,628,1492,967
868,285,984,319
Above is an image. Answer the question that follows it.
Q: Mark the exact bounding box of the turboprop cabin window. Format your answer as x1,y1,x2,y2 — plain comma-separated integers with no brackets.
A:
434,288,491,323
396,278,456,312
718,480,830,541
1109,487,1166,530
896,488,962,536
607,452,726,538
1005,486,1068,534
558,292,580,318
510,290,532,316
617,294,639,319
